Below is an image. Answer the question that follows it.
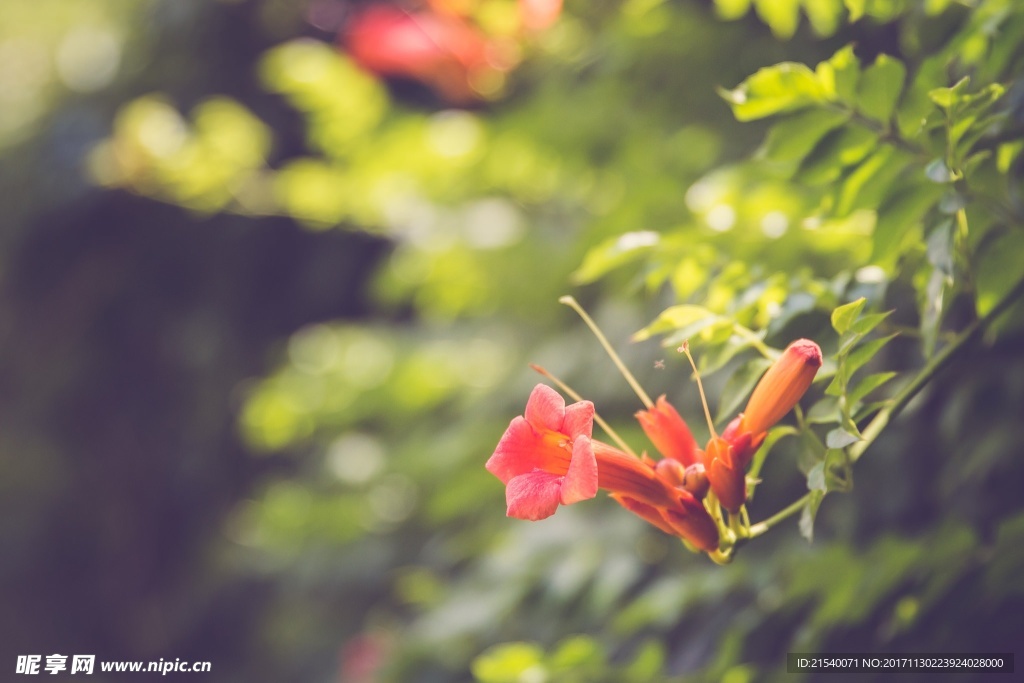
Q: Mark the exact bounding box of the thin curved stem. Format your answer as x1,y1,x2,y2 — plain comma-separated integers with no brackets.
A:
530,364,638,458
560,295,654,409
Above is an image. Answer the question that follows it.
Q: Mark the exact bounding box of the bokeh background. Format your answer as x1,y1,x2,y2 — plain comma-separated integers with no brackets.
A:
1,0,1022,681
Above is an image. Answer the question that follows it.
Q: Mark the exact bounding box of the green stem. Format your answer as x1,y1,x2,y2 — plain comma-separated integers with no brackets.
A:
560,295,655,409
530,364,639,458
732,323,776,360
750,274,1024,535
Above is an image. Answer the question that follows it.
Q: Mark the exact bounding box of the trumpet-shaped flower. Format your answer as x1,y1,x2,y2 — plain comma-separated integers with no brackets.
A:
486,384,598,520
636,395,699,466
487,384,720,551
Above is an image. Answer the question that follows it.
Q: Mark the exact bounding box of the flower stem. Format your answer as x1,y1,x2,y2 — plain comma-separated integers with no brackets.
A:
559,295,654,409
679,341,719,439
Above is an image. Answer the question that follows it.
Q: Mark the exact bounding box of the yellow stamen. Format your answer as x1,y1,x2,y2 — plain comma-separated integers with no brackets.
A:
530,364,638,458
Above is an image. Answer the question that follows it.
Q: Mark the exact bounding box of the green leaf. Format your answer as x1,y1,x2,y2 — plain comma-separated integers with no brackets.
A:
826,426,861,449
548,635,606,672
573,231,661,284
806,396,840,423
747,425,798,485
802,0,844,36
800,489,826,542
856,54,906,124
761,108,850,164
871,183,945,262
714,0,753,20
925,159,955,183
807,461,827,491
926,218,955,276
896,55,946,138
632,304,718,342
715,356,773,424
698,335,754,375
472,642,545,683
624,641,666,682
816,44,860,105
848,371,898,405
831,297,866,335
845,333,897,378
844,0,865,22
722,62,829,121
753,0,801,39
849,310,893,336
975,229,1024,320
928,76,971,111
834,145,905,216
798,124,878,185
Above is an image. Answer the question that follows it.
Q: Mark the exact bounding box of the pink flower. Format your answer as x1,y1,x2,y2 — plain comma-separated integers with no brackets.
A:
486,384,599,520
487,384,720,552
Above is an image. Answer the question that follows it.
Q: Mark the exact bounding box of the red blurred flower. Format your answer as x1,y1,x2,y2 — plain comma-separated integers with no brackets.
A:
519,0,563,31
341,4,513,103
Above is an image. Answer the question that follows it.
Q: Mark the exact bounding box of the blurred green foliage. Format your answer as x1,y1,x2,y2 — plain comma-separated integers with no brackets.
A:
2,0,1023,682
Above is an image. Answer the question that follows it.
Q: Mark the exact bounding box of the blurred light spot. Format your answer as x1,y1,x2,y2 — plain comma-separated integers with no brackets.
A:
461,198,522,248
761,211,789,238
288,324,341,374
0,38,50,102
427,110,482,158
684,180,715,212
135,101,188,158
368,474,417,524
617,230,659,250
706,204,735,232
856,265,886,283
56,26,121,92
801,216,822,230
326,433,386,484
765,300,782,318
452,338,511,389
342,332,395,388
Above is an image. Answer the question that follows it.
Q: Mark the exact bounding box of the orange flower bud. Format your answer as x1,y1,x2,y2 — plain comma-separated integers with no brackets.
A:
703,437,745,513
635,395,700,466
681,463,709,499
740,339,822,436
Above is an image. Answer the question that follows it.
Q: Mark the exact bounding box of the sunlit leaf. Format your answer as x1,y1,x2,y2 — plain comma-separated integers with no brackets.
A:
472,642,545,683
856,54,906,124
831,297,866,335
632,304,719,343
761,108,850,164
573,231,662,284
721,62,830,121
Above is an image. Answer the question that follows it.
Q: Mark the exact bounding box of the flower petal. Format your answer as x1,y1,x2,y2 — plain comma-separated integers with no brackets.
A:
560,435,598,505
610,494,678,535
505,470,563,520
524,384,565,432
635,396,699,466
486,416,544,484
561,400,594,440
